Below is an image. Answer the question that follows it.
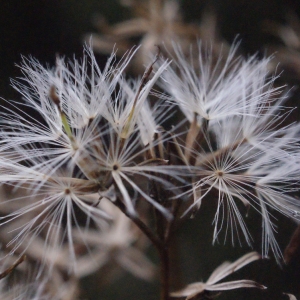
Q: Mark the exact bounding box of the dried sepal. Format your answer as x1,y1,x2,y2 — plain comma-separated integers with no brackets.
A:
284,293,298,300
170,252,266,299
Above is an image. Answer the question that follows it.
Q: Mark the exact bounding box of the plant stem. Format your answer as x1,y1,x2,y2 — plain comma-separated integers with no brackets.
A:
0,254,26,279
113,198,163,250
159,245,170,300
113,198,171,299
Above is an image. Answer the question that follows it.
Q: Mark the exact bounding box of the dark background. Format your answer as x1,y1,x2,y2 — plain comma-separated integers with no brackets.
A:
1,0,300,97
1,1,300,299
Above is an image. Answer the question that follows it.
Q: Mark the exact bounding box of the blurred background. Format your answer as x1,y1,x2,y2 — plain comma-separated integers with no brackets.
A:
1,0,300,99
1,0,300,299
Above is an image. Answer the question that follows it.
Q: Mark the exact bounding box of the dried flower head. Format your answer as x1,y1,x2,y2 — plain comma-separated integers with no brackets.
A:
0,44,183,274
159,41,300,260
0,38,300,299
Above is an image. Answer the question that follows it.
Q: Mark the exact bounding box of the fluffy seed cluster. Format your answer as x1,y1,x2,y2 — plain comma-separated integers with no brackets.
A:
160,43,300,259
0,41,299,277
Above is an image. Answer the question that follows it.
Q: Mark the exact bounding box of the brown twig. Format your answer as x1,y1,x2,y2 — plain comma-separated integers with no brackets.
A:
0,254,26,280
114,195,172,300
113,198,163,250
159,245,170,300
